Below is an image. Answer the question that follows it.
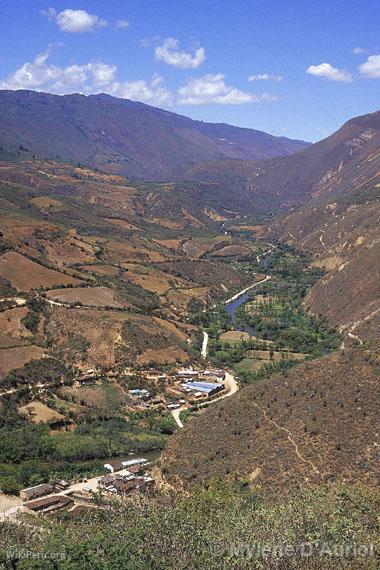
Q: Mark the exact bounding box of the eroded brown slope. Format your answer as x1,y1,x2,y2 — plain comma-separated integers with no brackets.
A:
270,179,380,342
176,109,380,214
163,345,380,488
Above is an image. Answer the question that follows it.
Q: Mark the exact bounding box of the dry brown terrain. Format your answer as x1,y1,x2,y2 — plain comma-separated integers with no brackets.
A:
45,286,131,308
79,265,120,277
0,252,82,291
18,401,65,423
163,345,380,488
121,264,181,295
30,196,63,210
136,346,188,366
46,307,127,368
0,345,45,379
219,330,250,343
0,307,32,341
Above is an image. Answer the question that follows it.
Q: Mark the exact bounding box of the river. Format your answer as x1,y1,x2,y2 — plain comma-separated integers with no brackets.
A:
224,250,273,337
224,292,257,336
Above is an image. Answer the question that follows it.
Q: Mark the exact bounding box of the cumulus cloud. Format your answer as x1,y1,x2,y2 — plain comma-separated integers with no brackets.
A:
177,73,278,105
105,74,173,106
248,73,283,82
116,19,129,29
155,38,206,69
0,47,173,107
359,54,380,78
353,47,366,55
43,7,107,33
306,63,352,83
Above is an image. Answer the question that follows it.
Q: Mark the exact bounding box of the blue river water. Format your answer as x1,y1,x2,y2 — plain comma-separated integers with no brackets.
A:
223,252,272,337
224,292,257,337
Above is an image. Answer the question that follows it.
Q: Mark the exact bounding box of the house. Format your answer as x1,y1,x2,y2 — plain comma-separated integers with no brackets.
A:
53,479,69,491
128,464,144,475
167,403,181,410
129,389,150,399
98,474,154,495
104,460,124,473
25,495,73,514
176,369,199,379
182,381,224,398
77,372,96,384
20,483,54,502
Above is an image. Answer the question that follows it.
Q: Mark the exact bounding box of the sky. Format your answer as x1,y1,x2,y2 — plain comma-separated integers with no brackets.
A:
0,0,379,142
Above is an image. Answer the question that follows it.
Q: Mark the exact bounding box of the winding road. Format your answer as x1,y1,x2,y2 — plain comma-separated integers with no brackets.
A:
171,370,239,429
172,249,275,429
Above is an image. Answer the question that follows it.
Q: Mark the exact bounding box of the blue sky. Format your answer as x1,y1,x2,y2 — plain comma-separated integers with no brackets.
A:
0,0,379,141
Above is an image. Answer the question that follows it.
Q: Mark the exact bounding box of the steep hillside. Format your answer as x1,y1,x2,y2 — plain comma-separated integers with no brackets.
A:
177,109,380,214
270,177,380,343
163,344,380,488
0,159,259,374
0,90,308,180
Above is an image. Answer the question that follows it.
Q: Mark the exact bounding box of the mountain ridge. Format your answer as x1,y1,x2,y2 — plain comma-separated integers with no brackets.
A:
0,89,309,180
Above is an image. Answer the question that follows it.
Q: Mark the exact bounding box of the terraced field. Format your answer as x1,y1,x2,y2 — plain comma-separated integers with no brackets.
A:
0,252,82,291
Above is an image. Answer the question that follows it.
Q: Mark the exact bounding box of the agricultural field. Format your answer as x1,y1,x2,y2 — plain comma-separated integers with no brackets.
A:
136,346,188,366
45,286,131,308
0,306,31,341
46,307,128,368
0,251,82,291
59,383,130,412
182,236,232,258
78,264,120,277
121,263,182,295
18,400,66,424
30,196,63,210
219,330,250,343
0,345,45,379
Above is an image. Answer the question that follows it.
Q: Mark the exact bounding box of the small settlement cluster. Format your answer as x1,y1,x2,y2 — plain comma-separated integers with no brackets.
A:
16,457,153,517
125,367,226,411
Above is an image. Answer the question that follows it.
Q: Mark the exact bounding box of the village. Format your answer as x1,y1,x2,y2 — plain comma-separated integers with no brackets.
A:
77,365,228,414
1,457,155,519
0,365,234,520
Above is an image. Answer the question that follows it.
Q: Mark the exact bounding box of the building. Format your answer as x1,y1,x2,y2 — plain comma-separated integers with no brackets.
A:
20,483,54,502
98,474,154,495
104,460,124,473
129,389,150,399
176,369,199,379
25,495,73,515
181,381,224,398
53,479,69,491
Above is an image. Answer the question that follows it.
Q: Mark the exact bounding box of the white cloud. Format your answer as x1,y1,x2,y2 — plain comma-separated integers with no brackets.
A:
306,63,352,83
43,8,107,33
359,54,380,78
0,47,173,107
353,47,366,55
116,19,129,30
177,73,278,105
155,38,206,69
249,73,283,82
105,75,173,107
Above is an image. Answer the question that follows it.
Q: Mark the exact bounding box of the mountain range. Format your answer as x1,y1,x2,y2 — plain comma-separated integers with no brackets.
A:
0,90,308,180
0,89,379,494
